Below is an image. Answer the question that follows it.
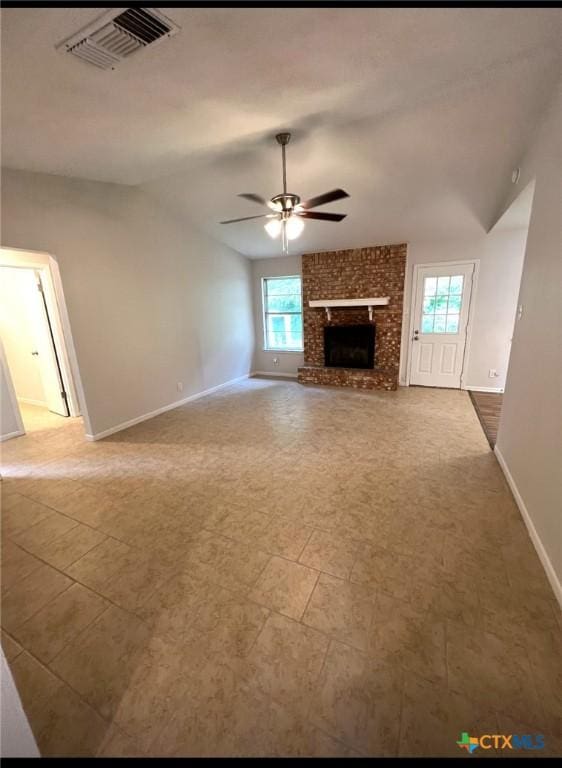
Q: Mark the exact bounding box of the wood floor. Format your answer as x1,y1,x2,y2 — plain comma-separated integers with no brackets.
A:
2,381,560,757
469,391,503,447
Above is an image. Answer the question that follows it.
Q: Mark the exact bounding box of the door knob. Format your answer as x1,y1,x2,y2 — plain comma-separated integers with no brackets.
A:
413,330,419,341
31,351,39,356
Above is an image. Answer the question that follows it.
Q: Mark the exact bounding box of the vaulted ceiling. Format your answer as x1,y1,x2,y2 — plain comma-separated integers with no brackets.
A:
1,7,560,256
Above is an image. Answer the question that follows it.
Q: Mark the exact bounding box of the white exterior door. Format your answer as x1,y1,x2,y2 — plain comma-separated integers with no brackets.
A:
409,263,474,388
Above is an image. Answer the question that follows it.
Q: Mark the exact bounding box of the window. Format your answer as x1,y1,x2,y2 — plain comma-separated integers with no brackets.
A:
262,276,303,351
421,275,464,334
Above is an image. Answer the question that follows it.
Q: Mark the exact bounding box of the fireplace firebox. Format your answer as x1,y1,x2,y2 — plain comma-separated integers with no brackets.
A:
324,325,375,369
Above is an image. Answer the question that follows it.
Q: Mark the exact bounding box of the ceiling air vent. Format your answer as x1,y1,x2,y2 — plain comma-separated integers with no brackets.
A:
56,8,180,70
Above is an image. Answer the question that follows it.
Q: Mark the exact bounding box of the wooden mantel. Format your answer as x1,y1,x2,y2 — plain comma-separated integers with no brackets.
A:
309,297,390,321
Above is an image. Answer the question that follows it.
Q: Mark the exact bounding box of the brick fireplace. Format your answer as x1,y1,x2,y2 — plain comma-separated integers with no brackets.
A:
297,243,407,390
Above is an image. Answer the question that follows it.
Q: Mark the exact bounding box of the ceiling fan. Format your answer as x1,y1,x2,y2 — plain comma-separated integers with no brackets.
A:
220,132,349,253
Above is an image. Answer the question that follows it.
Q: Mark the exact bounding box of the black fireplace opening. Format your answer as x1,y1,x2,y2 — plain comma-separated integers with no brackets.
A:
324,324,375,369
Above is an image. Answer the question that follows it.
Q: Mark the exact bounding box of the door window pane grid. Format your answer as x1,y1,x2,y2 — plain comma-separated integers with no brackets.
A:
421,275,463,334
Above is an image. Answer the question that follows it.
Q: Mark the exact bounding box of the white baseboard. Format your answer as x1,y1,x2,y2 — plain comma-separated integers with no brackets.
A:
85,373,250,442
494,445,562,609
403,382,503,392
251,371,298,379
0,429,25,442
17,397,48,407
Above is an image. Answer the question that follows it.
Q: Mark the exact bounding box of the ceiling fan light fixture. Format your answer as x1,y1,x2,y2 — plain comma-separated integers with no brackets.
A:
285,214,305,240
264,218,282,238
220,132,349,246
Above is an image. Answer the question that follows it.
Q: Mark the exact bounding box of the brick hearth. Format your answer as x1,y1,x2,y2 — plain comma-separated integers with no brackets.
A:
298,243,407,390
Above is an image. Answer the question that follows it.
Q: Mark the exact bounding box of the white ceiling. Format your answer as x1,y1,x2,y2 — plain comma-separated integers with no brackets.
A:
1,7,560,257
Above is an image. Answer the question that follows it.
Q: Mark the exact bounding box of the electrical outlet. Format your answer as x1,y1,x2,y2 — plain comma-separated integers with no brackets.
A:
177,381,183,392
488,369,498,379
273,357,279,366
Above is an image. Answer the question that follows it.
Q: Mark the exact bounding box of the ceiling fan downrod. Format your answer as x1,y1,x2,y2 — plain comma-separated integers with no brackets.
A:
271,133,301,215
276,132,291,196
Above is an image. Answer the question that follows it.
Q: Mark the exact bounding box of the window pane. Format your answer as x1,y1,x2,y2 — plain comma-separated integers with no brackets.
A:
289,314,302,334
449,275,464,294
448,294,462,312
419,273,465,335
421,315,434,333
266,294,301,312
269,315,302,349
265,277,301,296
446,314,460,333
268,334,302,349
264,276,303,350
268,315,285,348
424,277,437,296
422,297,435,313
433,315,446,333
434,295,448,314
437,276,450,294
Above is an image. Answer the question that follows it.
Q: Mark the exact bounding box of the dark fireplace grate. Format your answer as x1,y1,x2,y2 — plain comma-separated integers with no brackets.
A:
324,324,375,369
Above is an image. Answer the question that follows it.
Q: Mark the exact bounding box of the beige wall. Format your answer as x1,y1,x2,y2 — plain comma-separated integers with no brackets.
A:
251,254,304,376
1,169,255,437
400,230,527,390
495,85,562,598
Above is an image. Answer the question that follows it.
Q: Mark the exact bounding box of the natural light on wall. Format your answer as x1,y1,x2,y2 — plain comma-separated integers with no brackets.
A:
262,276,303,351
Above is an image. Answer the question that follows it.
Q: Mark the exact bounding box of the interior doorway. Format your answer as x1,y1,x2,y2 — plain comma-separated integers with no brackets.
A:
465,179,535,446
0,267,70,417
0,247,90,439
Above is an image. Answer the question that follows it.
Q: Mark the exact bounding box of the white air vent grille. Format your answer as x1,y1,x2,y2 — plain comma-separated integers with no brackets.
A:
56,8,180,70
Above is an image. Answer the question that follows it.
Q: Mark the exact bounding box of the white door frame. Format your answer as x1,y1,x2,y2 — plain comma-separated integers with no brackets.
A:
0,247,93,437
406,259,480,389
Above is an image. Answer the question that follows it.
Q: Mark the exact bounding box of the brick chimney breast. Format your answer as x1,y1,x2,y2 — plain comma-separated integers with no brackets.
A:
298,243,407,390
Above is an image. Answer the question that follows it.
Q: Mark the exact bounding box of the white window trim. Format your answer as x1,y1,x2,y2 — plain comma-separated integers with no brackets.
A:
261,275,304,353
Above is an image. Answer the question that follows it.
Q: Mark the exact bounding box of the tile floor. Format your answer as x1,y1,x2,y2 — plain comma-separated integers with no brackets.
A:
1,382,560,757
17,401,72,436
